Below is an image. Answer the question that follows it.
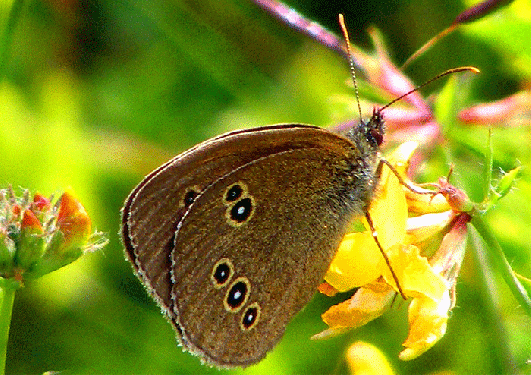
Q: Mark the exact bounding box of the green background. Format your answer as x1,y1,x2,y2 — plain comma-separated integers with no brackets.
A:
1,0,530,373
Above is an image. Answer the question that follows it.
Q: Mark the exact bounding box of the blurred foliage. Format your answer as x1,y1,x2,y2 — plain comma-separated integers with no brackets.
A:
0,0,530,374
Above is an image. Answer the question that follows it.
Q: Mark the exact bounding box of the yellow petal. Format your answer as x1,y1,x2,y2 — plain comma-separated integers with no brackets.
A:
362,142,416,250
383,245,448,301
325,233,382,292
313,285,395,339
405,189,452,214
346,341,396,375
399,291,451,360
318,282,339,297
368,160,408,249
385,141,419,173
405,210,454,245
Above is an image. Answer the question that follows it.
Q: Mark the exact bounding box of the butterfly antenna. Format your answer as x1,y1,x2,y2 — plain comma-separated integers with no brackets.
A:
401,24,458,70
339,14,363,125
379,66,480,112
340,14,408,299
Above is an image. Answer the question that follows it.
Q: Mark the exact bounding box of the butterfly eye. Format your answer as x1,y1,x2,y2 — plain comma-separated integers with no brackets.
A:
369,128,384,147
241,303,260,331
224,277,250,312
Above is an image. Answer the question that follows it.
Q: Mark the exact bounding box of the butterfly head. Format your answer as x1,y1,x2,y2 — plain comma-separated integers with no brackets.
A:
345,107,385,159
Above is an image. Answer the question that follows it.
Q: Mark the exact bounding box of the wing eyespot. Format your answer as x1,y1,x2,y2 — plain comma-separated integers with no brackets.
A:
223,182,255,227
224,277,251,313
240,302,261,331
181,186,201,208
230,198,253,223
225,183,244,202
210,258,234,289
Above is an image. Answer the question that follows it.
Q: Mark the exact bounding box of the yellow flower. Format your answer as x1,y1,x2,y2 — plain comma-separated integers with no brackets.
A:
346,341,396,375
313,282,395,340
324,142,449,296
400,291,451,360
315,142,469,361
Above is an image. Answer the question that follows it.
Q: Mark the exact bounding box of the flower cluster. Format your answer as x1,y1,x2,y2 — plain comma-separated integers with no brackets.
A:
314,142,471,360
0,188,106,285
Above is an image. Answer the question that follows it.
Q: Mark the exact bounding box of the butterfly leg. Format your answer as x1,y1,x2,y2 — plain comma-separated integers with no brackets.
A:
377,158,439,197
364,211,407,300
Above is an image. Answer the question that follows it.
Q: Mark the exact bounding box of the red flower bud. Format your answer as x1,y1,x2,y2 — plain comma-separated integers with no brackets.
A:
56,192,91,249
32,194,51,212
21,210,43,232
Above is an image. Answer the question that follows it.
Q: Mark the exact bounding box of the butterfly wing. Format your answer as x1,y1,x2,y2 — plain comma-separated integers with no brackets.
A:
122,124,373,367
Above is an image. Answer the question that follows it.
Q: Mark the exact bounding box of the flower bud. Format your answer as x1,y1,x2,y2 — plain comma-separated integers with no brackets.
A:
0,188,106,281
494,167,520,201
28,192,95,279
56,192,91,252
32,194,51,213
15,210,45,271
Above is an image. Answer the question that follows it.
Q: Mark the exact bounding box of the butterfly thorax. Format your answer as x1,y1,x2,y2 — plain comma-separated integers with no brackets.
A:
337,108,385,214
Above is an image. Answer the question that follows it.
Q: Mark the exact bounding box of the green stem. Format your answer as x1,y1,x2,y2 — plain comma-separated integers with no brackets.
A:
469,228,518,374
0,282,16,375
484,127,493,202
0,0,25,82
471,215,531,316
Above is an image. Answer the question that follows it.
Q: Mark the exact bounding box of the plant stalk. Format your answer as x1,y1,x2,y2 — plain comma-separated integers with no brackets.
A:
0,283,16,375
471,215,531,316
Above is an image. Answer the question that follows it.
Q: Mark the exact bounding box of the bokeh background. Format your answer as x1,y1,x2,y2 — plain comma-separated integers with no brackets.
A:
1,0,530,373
